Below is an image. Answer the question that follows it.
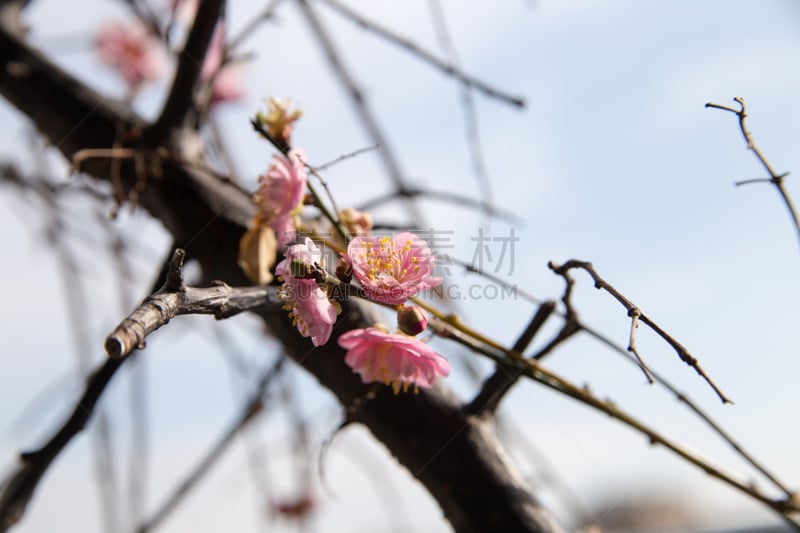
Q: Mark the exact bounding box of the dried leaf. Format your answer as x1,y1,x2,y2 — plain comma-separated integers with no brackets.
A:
238,222,277,285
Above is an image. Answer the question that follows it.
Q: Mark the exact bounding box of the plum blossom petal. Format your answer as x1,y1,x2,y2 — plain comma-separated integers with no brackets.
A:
256,148,307,245
338,327,450,393
276,239,337,346
95,21,165,87
344,232,441,305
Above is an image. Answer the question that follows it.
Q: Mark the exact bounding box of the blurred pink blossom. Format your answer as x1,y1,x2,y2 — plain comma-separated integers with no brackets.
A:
338,327,450,393
201,24,245,104
256,148,307,245
344,232,441,305
95,21,165,87
276,238,337,346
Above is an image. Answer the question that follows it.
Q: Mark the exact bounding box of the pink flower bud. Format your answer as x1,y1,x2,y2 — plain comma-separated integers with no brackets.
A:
397,306,428,336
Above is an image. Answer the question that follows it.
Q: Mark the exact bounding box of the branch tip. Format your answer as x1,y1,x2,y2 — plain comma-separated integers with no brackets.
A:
164,249,186,291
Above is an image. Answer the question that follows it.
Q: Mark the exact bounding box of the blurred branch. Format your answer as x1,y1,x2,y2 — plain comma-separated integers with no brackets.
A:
0,247,174,532
318,0,525,108
295,0,425,225
146,0,224,143
359,186,522,223
315,143,380,171
465,300,556,416
105,249,280,359
427,0,493,220
706,97,800,247
0,359,124,532
229,0,284,51
136,356,286,533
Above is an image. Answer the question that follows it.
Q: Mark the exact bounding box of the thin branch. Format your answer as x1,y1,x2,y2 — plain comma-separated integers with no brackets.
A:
625,308,654,383
315,143,380,171
548,259,729,403
136,356,286,533
706,97,800,247
104,249,280,359
146,0,224,143
358,186,522,224
228,0,284,51
317,0,525,108
426,0,493,222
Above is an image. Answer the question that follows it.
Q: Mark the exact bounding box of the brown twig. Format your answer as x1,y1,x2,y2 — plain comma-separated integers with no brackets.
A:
104,249,280,359
549,259,729,403
317,0,525,108
706,97,800,247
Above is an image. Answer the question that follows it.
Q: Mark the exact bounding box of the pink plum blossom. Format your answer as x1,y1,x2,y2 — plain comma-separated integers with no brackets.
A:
344,232,442,305
338,327,450,393
201,24,245,104
276,238,337,346
95,21,165,87
256,148,308,245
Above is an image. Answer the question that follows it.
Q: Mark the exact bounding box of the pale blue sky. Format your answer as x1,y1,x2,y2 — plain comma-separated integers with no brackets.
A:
2,1,800,531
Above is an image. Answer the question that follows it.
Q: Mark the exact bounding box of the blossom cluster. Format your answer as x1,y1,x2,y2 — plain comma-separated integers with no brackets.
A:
240,103,450,392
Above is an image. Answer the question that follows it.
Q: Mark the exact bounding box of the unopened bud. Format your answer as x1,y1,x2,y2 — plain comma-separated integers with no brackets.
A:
397,306,428,336
335,257,352,283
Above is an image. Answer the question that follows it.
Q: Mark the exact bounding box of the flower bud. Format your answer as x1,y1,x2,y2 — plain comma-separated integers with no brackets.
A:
397,306,428,336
